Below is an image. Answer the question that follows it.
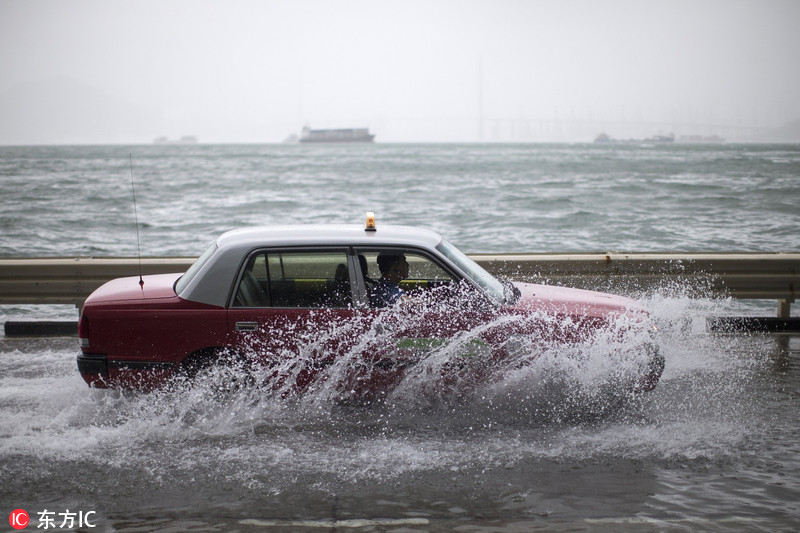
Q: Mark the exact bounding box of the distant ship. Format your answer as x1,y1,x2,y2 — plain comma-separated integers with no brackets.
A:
594,132,674,144
678,134,725,144
154,135,198,145
299,126,375,143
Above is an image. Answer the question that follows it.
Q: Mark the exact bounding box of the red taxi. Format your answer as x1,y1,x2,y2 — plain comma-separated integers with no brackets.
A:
77,215,664,396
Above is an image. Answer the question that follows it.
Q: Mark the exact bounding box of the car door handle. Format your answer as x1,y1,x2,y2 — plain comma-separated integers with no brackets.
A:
235,321,258,332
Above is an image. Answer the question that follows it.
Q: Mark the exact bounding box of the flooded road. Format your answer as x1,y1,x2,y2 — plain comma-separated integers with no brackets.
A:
2,297,798,532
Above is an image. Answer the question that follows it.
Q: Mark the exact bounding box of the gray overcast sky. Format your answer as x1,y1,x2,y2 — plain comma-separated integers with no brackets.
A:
1,0,799,143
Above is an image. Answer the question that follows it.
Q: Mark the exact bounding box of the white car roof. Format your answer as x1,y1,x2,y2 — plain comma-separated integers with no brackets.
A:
216,224,443,251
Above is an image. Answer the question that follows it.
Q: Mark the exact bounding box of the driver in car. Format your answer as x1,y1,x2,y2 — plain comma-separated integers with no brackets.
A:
370,253,409,307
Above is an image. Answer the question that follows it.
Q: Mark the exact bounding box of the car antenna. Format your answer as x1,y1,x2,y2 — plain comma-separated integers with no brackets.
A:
129,153,144,289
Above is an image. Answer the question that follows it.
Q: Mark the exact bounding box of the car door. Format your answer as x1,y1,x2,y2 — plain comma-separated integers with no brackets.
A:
227,248,369,391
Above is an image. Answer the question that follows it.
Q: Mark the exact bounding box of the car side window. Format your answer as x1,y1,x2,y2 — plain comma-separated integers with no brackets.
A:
233,250,352,308
357,250,456,308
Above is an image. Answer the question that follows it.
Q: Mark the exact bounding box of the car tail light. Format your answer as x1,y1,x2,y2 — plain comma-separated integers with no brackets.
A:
78,314,89,348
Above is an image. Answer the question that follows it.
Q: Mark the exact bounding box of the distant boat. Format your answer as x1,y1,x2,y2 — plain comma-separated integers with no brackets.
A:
678,134,725,144
154,135,198,145
646,133,675,143
299,126,375,143
282,133,300,144
594,132,674,144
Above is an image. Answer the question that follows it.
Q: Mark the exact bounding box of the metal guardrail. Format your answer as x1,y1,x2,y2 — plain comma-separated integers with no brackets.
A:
0,253,797,317
0,257,195,307
471,252,798,318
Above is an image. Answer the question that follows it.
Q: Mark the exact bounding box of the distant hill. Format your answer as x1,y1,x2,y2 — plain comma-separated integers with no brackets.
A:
0,76,160,144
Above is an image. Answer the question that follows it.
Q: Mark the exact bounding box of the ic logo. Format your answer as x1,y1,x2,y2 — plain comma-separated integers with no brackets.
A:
9,509,29,530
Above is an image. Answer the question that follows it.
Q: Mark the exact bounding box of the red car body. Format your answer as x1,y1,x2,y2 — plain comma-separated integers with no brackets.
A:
77,223,663,396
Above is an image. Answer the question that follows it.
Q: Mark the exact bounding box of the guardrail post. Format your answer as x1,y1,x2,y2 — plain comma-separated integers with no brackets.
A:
778,299,792,319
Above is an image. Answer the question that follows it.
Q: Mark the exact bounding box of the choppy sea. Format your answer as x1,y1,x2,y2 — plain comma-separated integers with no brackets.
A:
1,143,799,531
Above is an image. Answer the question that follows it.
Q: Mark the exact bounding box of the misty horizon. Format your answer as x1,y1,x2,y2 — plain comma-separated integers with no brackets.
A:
2,0,799,144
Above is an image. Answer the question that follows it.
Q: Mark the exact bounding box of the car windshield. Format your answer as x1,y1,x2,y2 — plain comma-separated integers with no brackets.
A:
175,242,217,295
436,240,506,304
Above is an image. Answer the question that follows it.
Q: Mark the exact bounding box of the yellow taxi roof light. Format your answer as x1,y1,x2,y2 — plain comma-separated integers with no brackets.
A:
365,211,376,231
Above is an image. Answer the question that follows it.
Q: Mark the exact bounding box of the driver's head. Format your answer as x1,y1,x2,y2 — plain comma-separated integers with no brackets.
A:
376,253,409,283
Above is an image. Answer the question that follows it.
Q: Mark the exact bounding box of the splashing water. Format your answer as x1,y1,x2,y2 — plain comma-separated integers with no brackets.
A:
1,293,765,450
153,291,661,427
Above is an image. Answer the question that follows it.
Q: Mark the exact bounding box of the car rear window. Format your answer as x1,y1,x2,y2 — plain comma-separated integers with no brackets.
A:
175,242,218,295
